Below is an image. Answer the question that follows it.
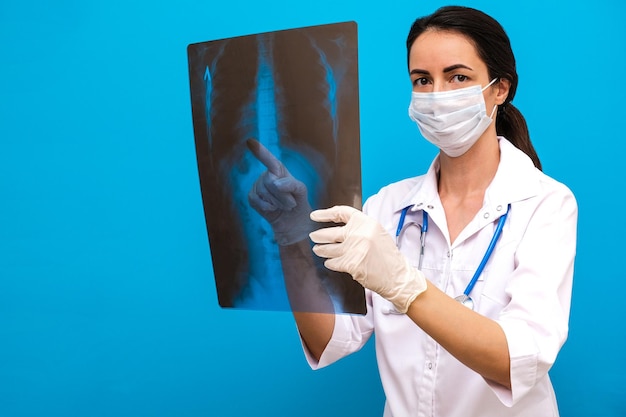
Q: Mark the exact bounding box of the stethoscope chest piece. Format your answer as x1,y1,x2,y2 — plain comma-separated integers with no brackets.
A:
454,294,474,310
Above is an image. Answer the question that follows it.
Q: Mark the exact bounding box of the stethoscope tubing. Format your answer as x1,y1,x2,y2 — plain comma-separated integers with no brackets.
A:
462,204,510,296
395,209,428,270
395,203,511,299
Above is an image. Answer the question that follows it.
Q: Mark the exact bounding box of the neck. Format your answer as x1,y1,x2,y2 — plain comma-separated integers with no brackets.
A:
437,133,500,200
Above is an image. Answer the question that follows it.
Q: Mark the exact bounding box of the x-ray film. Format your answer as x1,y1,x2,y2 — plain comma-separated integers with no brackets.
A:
187,22,366,314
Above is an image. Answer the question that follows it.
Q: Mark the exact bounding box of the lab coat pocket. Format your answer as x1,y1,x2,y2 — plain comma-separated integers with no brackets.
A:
478,237,517,311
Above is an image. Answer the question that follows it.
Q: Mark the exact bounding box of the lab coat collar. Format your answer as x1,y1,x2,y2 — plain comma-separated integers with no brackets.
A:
394,137,540,218
395,157,441,215
485,137,540,207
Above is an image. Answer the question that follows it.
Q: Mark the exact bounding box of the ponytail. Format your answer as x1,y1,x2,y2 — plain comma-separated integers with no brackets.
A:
496,103,542,171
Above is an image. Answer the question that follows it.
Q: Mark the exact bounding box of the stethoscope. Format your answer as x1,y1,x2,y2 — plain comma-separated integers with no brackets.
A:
395,204,511,310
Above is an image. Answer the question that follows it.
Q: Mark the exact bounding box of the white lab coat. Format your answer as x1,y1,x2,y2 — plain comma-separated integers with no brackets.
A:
303,137,578,417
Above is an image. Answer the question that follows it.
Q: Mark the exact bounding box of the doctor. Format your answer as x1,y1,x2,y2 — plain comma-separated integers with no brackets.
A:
300,5,578,417
247,5,578,416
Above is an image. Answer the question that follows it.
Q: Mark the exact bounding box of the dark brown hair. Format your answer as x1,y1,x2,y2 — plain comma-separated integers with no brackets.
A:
406,5,542,170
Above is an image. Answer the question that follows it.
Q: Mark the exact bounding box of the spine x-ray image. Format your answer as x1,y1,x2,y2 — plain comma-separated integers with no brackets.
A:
187,22,365,314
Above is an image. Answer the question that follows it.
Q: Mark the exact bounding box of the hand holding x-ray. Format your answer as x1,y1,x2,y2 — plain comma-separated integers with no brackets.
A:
247,139,315,245
309,205,427,313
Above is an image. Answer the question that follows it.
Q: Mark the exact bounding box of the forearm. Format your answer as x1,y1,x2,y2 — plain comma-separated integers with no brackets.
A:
293,311,335,361
279,240,336,361
407,282,511,389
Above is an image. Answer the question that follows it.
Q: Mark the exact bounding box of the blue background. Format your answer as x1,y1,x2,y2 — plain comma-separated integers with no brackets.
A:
1,0,624,416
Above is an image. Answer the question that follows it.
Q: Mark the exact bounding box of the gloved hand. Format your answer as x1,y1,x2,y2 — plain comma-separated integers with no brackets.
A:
247,139,315,245
309,205,427,313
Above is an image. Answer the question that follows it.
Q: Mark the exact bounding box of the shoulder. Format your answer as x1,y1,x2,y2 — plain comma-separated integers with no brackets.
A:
536,169,576,199
496,137,577,208
530,169,578,220
499,141,578,230
363,176,425,219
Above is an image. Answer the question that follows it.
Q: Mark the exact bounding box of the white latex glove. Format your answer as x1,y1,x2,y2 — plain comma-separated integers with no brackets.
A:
309,205,427,313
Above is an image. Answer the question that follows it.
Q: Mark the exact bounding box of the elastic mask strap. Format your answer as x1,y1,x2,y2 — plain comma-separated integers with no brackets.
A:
483,78,499,119
489,104,498,119
481,78,499,92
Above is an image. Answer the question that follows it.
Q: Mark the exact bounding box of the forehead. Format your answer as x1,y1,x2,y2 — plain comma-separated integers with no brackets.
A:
408,29,484,71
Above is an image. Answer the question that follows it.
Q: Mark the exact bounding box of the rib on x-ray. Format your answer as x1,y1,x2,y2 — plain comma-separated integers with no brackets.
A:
187,22,365,314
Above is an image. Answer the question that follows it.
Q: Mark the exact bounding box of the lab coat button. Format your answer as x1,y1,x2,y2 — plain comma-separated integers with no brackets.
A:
496,205,503,211
483,212,490,219
427,362,433,370
427,204,434,209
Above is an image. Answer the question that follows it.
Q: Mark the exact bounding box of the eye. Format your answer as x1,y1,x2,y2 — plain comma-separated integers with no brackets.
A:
451,74,469,83
412,77,431,87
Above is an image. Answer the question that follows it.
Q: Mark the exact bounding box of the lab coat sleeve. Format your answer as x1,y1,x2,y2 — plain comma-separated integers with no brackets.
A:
300,289,375,369
489,181,578,406
301,194,392,369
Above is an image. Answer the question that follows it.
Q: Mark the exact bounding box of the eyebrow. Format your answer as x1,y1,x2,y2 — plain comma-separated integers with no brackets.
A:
443,64,473,73
409,63,474,76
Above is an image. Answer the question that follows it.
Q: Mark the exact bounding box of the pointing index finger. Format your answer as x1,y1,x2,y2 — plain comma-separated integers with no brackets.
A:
246,139,286,177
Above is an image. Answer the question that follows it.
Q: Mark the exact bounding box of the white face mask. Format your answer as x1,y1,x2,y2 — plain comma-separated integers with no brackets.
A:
408,79,498,157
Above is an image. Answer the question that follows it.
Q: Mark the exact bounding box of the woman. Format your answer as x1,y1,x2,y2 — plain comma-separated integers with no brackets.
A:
302,5,577,417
